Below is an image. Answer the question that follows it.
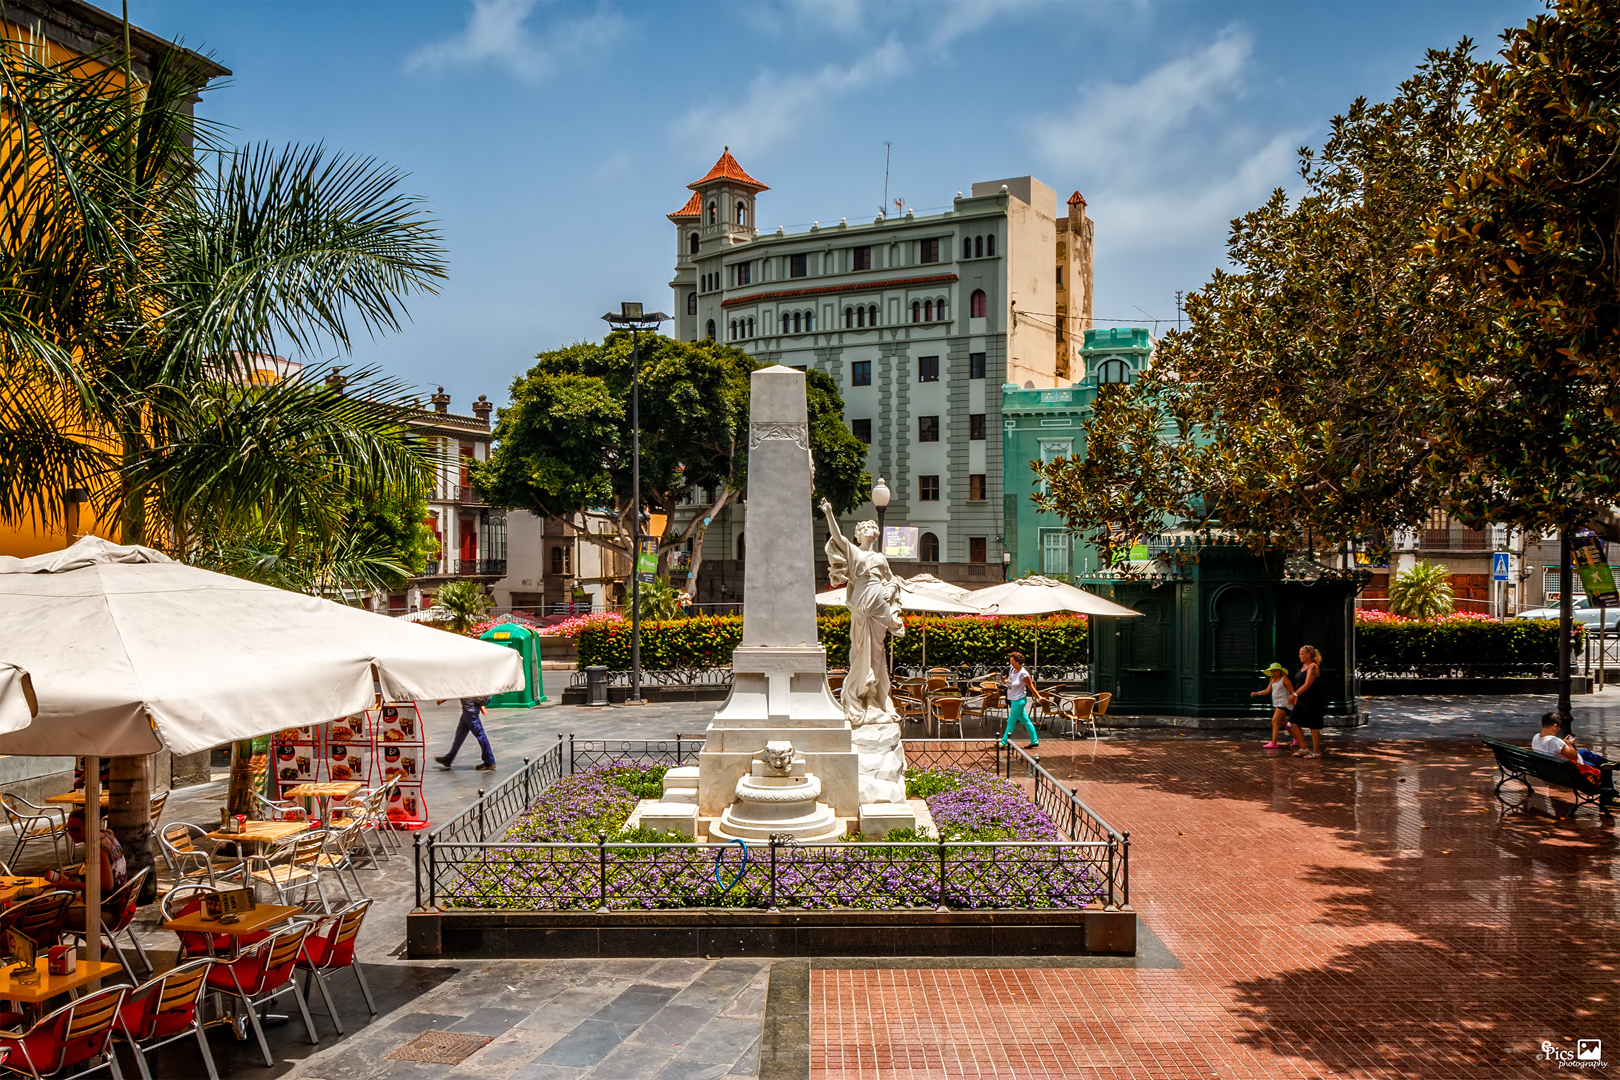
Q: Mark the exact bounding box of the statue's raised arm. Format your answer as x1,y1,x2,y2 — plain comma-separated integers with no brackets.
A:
821,499,851,586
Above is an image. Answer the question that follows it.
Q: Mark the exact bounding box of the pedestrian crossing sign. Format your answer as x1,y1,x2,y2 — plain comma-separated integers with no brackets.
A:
1493,552,1511,582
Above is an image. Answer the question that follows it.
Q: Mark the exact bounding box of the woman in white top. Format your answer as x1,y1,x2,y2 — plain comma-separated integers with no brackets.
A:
999,651,1039,749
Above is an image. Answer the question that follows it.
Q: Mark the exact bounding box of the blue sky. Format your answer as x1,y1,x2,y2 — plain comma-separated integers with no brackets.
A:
128,0,1531,411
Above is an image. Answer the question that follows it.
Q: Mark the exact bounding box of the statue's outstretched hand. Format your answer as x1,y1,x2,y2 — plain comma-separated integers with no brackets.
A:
819,498,833,516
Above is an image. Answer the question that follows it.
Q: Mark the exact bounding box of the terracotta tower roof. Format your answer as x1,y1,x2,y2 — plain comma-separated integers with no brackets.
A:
667,191,702,222
688,147,769,192
1068,190,1087,207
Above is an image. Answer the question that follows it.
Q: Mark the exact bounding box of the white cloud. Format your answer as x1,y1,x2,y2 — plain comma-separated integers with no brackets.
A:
407,0,624,83
671,40,909,156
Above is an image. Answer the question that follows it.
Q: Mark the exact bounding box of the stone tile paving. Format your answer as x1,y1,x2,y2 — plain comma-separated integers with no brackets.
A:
814,734,1620,1078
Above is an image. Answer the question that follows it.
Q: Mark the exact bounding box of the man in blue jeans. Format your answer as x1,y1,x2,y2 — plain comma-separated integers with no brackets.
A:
436,696,496,771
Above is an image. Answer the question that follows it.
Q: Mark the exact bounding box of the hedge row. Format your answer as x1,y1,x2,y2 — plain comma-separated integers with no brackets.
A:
576,613,1090,669
1355,616,1580,675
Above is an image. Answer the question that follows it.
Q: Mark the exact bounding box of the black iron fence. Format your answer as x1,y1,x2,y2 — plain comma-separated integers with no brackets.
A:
566,668,732,689
416,735,1131,913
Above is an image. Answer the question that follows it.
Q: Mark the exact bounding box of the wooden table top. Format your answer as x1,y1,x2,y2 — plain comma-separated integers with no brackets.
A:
281,781,363,800
206,820,309,845
164,903,301,937
0,877,50,904
43,791,107,806
0,959,122,1004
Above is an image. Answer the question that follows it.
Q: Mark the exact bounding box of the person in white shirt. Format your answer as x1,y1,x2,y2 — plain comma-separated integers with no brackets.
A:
998,652,1039,749
1531,713,1578,761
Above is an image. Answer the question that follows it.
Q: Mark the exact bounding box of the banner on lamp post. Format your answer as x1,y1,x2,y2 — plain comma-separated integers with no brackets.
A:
1572,534,1618,608
636,540,658,584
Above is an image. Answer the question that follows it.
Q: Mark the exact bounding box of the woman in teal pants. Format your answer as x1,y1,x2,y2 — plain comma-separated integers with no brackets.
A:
999,651,1039,748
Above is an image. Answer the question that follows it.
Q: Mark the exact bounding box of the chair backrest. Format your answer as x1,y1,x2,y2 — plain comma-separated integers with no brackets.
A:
3,889,73,945
925,677,949,692
1070,697,1095,719
0,793,36,830
259,923,311,990
99,866,150,932
120,958,211,1040
148,790,170,825
1094,692,1112,716
159,883,219,923
291,830,327,868
934,697,964,720
306,899,371,969
21,984,126,1074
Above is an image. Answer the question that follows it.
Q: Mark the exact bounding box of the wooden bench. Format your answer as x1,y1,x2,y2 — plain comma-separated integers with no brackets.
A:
1483,738,1616,818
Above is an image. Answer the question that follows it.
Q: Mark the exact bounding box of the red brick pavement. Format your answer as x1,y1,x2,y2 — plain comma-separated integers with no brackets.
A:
812,737,1620,1078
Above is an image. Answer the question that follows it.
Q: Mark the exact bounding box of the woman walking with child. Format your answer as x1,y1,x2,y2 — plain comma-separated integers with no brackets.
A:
1287,645,1327,758
1252,662,1296,750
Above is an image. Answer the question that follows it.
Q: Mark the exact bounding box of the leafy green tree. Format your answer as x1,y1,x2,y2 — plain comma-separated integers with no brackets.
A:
1387,561,1455,620
434,579,492,634
474,336,867,595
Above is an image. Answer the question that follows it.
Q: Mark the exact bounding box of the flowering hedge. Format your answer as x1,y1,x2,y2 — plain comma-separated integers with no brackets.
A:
1354,610,1581,676
576,612,1088,669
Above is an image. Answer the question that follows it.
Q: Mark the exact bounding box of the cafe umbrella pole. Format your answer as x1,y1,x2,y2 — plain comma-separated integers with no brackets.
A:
85,754,101,977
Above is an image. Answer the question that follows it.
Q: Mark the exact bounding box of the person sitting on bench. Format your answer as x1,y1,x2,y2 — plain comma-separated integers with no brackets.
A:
1533,712,1608,768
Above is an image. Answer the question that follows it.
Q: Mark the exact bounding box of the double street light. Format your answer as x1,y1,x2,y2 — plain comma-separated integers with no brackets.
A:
601,302,670,706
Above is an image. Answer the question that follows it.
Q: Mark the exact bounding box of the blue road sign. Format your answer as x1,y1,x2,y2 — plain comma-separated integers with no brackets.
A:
1493,552,1511,582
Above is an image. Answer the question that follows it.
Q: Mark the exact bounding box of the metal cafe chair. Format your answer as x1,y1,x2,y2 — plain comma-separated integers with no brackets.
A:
929,695,965,739
158,824,246,890
206,924,319,1068
0,795,68,872
0,984,127,1080
295,899,376,1035
1057,695,1097,740
246,832,332,911
251,792,307,823
64,866,152,980
114,959,218,1080
0,890,75,951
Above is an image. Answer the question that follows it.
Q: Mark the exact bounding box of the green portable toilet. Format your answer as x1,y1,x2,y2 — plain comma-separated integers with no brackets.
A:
479,623,547,708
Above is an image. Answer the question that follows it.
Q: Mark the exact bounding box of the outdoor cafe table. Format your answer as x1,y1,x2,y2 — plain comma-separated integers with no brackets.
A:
0,958,122,1015
164,902,301,943
0,878,50,906
207,819,309,854
43,791,108,807
280,780,363,819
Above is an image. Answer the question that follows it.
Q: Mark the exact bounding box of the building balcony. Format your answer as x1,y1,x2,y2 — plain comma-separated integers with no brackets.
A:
415,558,507,581
1418,528,1491,552
429,484,488,506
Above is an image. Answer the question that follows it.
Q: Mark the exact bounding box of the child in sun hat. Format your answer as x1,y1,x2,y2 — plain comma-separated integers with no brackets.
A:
1251,662,1296,749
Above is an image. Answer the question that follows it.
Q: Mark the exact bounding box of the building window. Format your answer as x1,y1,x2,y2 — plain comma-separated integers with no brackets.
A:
550,545,573,576
969,537,987,564
919,475,940,501
852,418,872,443
919,415,939,442
969,474,986,501
918,355,939,382
851,360,872,386
1098,358,1131,384
736,200,747,226
805,309,814,332
745,317,754,337
853,246,871,271
962,237,973,260
868,304,878,326
793,311,802,333
936,297,947,320
1040,528,1070,576
970,290,987,319
920,238,940,264
708,202,716,225
730,320,738,340
920,532,940,562
687,292,697,316
844,306,854,328
689,233,699,255
855,306,866,328
986,234,995,257
969,413,985,440
706,319,716,340
737,261,752,285
781,313,790,334
790,253,808,278
969,352,986,379
1056,266,1063,285
975,235,984,258
924,299,934,322
911,300,921,323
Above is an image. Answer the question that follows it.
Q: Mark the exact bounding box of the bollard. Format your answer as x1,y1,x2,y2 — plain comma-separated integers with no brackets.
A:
585,665,610,707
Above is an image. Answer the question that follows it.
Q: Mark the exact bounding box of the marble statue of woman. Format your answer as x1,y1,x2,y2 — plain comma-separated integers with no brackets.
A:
820,499,905,727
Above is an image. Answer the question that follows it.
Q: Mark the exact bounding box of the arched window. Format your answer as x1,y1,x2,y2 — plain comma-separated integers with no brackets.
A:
844,307,854,328
970,289,987,318
856,306,866,328
986,234,995,257
920,532,940,562
975,235,984,259
708,202,716,225
868,305,878,326
936,297,947,320
781,313,790,334
747,317,755,337
687,292,697,316
804,310,814,332
706,319,716,340
1212,586,1259,671
793,311,802,333
736,533,745,561
736,200,747,226
924,300,934,322
911,300,921,323
729,320,738,340
689,233,700,255
1098,358,1131,385
962,237,973,260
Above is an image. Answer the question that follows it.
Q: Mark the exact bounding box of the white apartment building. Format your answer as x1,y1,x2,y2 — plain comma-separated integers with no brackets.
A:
666,150,1093,594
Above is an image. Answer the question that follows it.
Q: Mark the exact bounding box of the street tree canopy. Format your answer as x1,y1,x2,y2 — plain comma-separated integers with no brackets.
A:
475,335,869,581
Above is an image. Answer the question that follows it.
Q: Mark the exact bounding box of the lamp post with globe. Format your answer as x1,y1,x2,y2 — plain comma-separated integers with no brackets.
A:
871,476,891,553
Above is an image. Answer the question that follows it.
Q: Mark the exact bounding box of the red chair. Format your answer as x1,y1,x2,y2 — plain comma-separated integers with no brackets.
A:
0,985,125,1080
114,959,215,1080
206,923,317,1067
296,900,376,1035
0,891,74,952
64,868,151,980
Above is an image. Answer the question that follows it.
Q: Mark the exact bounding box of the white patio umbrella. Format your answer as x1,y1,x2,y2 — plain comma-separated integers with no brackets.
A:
816,577,979,669
0,535,523,971
966,574,1142,673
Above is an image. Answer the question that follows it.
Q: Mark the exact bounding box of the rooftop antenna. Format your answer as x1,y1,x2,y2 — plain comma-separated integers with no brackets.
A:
1174,290,1184,333
881,141,892,218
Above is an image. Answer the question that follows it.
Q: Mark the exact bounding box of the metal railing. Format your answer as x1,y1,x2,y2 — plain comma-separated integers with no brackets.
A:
566,668,732,689
416,735,1131,913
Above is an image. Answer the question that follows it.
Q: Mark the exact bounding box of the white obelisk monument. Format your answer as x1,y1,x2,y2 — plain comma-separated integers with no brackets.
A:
697,366,859,825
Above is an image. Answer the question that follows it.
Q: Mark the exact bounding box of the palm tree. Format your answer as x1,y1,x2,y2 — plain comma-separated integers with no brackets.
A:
0,33,448,892
435,580,492,634
1388,560,1455,620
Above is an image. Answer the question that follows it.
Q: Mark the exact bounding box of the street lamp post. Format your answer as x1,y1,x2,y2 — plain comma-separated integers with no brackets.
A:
871,476,891,549
601,302,670,706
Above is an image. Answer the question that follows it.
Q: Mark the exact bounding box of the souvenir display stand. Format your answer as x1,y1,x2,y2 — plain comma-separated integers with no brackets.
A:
271,726,323,799
370,701,429,830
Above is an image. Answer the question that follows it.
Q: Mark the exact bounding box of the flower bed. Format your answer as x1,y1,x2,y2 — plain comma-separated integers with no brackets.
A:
1354,609,1578,676
444,764,1104,911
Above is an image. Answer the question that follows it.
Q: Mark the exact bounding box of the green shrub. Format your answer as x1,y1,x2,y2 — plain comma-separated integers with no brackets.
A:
1387,560,1454,619
1355,615,1580,675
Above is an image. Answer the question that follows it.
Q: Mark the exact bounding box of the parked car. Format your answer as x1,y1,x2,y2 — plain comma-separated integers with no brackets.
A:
1514,596,1619,629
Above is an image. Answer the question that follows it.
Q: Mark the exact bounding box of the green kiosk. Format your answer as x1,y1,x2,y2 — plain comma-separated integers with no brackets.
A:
479,622,547,708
